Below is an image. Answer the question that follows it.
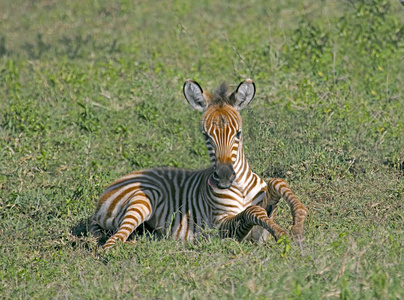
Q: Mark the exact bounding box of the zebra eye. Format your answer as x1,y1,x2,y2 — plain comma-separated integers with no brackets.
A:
235,130,242,139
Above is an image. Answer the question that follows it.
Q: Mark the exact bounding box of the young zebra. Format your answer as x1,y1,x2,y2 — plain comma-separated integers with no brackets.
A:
90,79,308,249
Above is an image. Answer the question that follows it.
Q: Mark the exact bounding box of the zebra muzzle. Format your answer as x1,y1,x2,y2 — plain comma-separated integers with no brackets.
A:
209,164,236,189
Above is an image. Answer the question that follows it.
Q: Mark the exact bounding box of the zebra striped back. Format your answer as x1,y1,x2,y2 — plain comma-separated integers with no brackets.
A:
91,79,308,249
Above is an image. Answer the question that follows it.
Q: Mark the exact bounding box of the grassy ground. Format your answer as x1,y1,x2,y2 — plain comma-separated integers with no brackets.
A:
1,0,404,298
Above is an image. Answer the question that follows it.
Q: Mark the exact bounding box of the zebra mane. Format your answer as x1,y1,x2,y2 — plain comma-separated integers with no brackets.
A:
211,82,235,106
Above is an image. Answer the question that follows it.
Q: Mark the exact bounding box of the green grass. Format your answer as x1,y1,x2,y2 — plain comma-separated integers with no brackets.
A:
1,0,404,298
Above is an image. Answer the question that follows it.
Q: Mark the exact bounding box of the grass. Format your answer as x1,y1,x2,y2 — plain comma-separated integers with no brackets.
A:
1,0,404,298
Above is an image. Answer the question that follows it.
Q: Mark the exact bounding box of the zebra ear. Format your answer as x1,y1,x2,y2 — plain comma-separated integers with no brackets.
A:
232,79,256,111
183,79,207,112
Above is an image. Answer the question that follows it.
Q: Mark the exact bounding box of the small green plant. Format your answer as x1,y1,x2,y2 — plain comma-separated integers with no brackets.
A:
76,103,100,133
277,234,291,258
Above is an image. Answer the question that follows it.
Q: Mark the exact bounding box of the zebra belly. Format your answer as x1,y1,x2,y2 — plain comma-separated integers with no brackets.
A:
94,168,213,237
146,195,212,241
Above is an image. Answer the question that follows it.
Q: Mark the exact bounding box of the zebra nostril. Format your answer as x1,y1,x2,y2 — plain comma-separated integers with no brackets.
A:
213,171,220,181
231,171,236,181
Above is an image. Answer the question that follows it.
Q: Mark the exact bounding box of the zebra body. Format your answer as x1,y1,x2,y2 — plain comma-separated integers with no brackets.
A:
91,79,307,249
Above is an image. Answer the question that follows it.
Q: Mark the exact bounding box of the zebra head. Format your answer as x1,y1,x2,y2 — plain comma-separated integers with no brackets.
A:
183,79,255,189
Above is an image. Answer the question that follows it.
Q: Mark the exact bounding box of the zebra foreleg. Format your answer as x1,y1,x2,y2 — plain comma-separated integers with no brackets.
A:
103,195,153,250
218,205,289,242
266,178,308,243
244,202,280,243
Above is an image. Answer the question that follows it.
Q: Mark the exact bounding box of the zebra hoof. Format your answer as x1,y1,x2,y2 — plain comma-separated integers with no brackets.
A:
291,224,304,244
275,230,289,242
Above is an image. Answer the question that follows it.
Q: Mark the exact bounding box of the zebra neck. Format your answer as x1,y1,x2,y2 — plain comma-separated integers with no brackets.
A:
233,146,252,184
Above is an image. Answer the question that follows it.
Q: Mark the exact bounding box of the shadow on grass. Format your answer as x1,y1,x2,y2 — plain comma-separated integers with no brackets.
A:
384,159,404,176
69,218,156,250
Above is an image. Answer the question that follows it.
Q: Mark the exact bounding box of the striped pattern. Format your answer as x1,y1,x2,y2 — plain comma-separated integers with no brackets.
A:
91,79,308,249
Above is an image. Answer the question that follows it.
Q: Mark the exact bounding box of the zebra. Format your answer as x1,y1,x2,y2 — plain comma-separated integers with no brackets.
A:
90,79,308,249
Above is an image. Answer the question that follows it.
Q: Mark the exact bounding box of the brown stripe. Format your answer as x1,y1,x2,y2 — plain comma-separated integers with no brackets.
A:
176,216,183,239
106,186,140,218
119,225,133,233
132,199,151,211
123,213,139,220
97,188,118,209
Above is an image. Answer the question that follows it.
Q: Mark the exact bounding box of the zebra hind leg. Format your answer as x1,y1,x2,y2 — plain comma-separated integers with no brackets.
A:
103,194,153,250
267,178,308,244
